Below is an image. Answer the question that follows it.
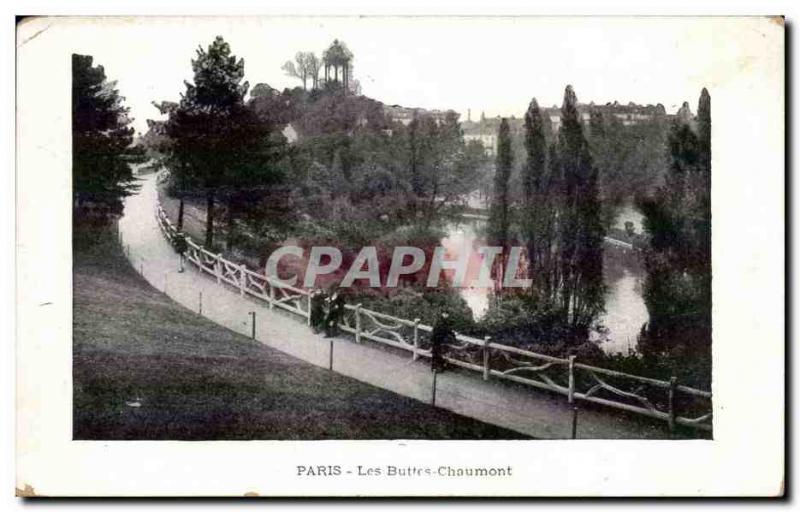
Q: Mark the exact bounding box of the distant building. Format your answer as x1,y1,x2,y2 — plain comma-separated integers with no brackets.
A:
463,132,498,156
322,39,354,92
462,101,671,155
461,116,504,156
546,101,668,131
382,104,453,126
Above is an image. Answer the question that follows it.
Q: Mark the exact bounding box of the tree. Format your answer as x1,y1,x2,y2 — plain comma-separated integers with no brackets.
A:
521,98,553,289
554,85,605,333
639,88,711,358
420,111,479,226
72,54,141,224
282,52,319,91
397,111,482,225
306,53,322,90
487,118,513,277
158,36,283,248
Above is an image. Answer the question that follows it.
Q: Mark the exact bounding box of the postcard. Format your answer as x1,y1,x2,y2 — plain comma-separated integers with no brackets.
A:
15,15,784,497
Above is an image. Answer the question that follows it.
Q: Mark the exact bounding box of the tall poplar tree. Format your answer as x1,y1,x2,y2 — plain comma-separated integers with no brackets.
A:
488,118,513,278
521,98,553,291
554,86,605,332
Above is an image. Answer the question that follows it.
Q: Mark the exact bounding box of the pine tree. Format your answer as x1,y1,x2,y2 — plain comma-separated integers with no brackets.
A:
72,54,141,224
159,37,283,249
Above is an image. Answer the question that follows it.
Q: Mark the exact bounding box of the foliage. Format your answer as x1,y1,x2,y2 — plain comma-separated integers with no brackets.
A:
280,91,482,247
638,88,712,360
586,107,669,228
72,54,142,224
409,111,484,226
480,293,598,349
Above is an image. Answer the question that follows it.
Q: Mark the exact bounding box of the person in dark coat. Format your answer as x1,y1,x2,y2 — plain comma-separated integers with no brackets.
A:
430,311,455,373
309,289,327,334
324,290,346,338
173,232,188,273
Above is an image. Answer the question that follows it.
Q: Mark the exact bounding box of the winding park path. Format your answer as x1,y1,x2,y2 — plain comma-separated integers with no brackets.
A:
118,174,672,439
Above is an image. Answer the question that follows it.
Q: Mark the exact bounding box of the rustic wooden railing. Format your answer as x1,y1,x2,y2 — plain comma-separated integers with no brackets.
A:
155,201,712,433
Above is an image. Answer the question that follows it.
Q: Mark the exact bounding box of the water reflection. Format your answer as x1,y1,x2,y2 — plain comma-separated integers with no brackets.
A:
439,218,492,319
597,205,649,355
595,245,648,355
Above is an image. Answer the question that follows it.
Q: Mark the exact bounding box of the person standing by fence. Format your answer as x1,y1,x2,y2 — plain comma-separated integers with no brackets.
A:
309,289,327,334
324,290,346,338
430,311,455,373
173,231,188,273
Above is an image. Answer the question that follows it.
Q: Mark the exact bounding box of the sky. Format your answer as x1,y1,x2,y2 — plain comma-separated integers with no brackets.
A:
52,16,752,134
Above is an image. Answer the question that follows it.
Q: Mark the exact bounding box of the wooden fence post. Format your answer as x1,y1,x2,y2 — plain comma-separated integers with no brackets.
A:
482,336,491,381
250,311,256,339
571,407,578,439
668,376,678,432
412,318,420,361
239,265,246,296
431,370,438,406
568,355,576,404
306,293,312,326
355,304,362,344
569,356,578,438
269,282,275,310
215,256,221,284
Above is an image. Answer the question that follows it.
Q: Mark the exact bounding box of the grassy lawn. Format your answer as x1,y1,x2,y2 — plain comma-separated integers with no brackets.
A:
72,224,527,440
